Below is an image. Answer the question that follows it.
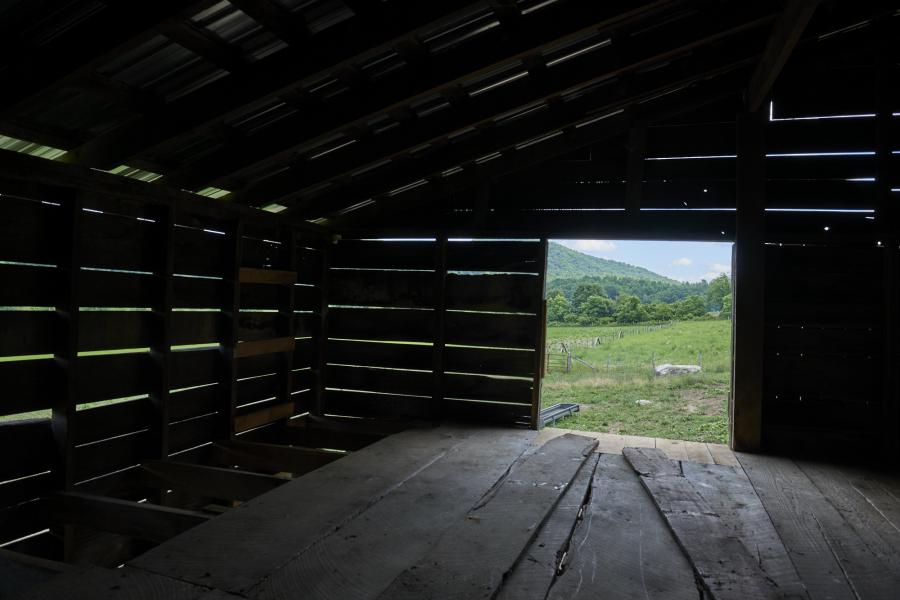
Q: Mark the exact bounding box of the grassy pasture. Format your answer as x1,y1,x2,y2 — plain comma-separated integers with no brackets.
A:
542,320,731,443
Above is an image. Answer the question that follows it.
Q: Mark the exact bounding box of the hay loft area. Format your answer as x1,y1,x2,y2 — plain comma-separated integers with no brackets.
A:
0,1,898,598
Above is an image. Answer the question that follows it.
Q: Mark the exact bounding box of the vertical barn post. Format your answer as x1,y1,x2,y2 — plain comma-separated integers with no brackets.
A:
530,239,549,429
221,220,243,439
732,110,766,452
313,238,332,417
433,235,448,419
149,204,174,461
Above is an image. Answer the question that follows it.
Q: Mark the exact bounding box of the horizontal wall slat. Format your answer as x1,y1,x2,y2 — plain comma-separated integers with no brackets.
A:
330,240,435,270
236,373,281,407
323,390,432,419
328,308,434,342
0,264,57,306
444,312,537,349
77,353,154,403
172,276,224,308
78,312,154,352
73,431,150,483
326,339,433,370
445,273,540,313
444,346,534,378
329,269,434,308
325,364,432,397
0,196,62,265
444,373,532,403
173,226,228,277
75,399,153,446
170,349,220,390
0,359,60,417
79,269,156,308
0,419,55,482
445,241,541,273
169,386,220,423
443,399,530,424
0,311,57,356
80,211,156,272
171,311,222,346
168,414,218,455
239,312,284,341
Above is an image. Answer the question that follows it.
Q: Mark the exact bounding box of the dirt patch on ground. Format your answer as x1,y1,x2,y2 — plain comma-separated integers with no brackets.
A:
681,388,725,416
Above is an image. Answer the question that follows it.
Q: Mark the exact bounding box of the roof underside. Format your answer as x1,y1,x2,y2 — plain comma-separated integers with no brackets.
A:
0,0,895,230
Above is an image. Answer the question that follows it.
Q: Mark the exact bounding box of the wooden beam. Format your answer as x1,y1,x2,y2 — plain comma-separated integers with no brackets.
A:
43,492,209,544
238,267,296,285
164,0,690,191
211,440,343,476
746,0,820,111
138,460,286,502
234,337,295,359
65,2,491,169
731,110,765,453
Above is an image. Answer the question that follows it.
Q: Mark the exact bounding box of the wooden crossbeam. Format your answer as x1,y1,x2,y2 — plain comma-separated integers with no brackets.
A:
238,267,297,285
43,492,209,544
65,2,485,169
746,0,820,111
233,337,295,358
138,460,286,502
163,1,687,191
229,0,310,45
211,440,344,476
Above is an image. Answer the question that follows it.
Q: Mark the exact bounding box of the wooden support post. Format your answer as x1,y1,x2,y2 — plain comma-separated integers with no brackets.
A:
433,236,448,419
731,111,766,452
150,205,174,462
875,21,899,461
222,220,244,439
531,239,549,429
625,122,647,216
279,228,297,420
313,239,332,416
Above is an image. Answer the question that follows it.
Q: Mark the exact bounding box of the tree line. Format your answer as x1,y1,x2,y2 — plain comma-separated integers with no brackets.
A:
548,274,732,326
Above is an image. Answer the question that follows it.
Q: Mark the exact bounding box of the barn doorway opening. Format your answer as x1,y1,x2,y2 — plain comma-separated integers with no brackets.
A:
541,240,733,446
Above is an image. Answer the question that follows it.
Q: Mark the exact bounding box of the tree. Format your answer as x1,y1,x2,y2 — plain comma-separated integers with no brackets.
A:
580,295,615,324
646,302,674,322
572,283,605,310
614,295,648,324
706,274,731,311
673,295,707,319
720,293,733,318
547,291,571,324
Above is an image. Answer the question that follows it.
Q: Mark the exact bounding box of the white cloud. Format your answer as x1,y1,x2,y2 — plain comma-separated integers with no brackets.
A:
562,240,617,253
672,257,692,266
703,262,731,280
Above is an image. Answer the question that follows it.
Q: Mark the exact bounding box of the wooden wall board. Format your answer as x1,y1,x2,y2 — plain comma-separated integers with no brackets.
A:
325,364,433,398
326,339,433,371
0,263,58,306
328,269,434,308
172,226,230,278
79,211,157,273
443,346,535,378
129,426,481,594
0,195,63,265
445,241,542,273
249,427,537,600
375,433,597,600
172,277,225,309
0,420,55,483
0,359,60,417
443,399,532,424
0,311,57,356
74,400,153,446
168,386,219,423
72,431,151,483
327,307,434,343
169,349,220,390
330,240,436,270
444,311,538,349
168,414,219,455
76,353,154,403
545,453,699,600
443,372,532,404
323,390,433,419
444,273,540,313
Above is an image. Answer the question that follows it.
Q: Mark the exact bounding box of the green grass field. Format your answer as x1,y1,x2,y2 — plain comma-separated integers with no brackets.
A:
542,320,731,443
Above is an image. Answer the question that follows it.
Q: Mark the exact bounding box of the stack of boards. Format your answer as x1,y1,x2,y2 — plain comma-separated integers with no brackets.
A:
11,426,900,599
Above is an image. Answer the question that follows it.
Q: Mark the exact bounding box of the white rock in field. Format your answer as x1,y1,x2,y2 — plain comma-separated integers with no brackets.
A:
636,399,652,406
654,364,702,377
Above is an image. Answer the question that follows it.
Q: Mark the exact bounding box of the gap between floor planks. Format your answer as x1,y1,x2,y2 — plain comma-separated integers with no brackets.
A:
536,427,738,466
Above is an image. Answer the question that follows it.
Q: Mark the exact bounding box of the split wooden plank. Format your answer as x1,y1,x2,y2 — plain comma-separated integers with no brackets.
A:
376,433,598,600
16,566,230,600
623,447,806,599
496,453,600,600
130,426,495,594
547,453,700,600
734,453,858,599
251,427,539,600
831,465,900,540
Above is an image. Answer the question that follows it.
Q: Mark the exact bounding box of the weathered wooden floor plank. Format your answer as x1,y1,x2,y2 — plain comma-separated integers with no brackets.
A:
547,453,700,600
737,453,864,599
15,566,230,600
496,453,600,600
249,427,538,600
624,447,806,600
376,433,598,600
130,425,480,594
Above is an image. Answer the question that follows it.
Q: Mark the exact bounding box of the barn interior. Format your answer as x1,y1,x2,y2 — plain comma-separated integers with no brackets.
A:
0,1,898,598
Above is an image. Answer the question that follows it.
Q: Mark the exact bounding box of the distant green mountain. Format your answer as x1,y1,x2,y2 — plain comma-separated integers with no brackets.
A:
547,242,672,282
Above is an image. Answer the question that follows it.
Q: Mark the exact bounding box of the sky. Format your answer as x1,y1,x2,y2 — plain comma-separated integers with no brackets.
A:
554,239,732,283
